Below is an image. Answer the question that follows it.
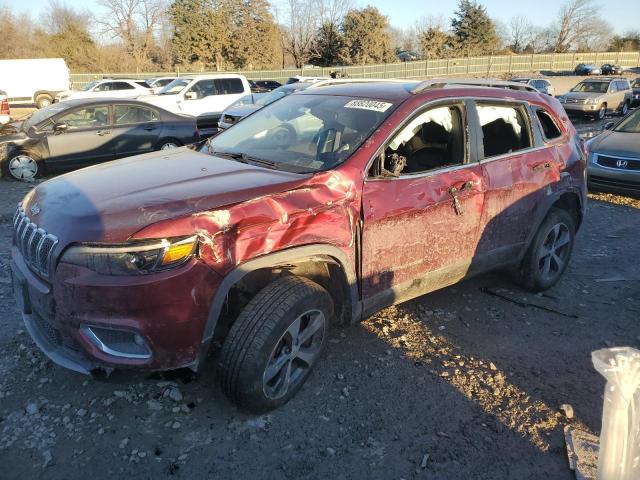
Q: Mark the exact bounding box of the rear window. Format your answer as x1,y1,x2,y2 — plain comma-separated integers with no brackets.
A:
535,109,562,141
214,78,244,94
477,104,531,158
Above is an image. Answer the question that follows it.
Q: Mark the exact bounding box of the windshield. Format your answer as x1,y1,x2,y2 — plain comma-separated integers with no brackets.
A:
203,94,395,173
22,103,70,130
82,80,100,92
158,78,192,95
614,109,640,133
571,82,608,93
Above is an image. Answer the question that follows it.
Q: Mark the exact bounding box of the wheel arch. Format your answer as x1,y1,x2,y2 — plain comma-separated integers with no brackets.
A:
197,244,360,365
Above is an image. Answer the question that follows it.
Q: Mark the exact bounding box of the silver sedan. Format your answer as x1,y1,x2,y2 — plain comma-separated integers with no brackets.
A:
587,109,640,195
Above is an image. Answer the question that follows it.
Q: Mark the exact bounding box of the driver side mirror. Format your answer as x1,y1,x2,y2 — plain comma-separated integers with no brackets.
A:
54,122,68,133
604,121,615,130
184,91,197,100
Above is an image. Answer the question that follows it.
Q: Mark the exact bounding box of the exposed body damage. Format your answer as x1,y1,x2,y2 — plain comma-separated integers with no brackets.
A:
11,81,586,407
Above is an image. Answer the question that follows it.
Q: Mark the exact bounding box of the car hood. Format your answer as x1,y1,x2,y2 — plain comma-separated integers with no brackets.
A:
22,148,311,245
223,104,261,118
590,130,640,158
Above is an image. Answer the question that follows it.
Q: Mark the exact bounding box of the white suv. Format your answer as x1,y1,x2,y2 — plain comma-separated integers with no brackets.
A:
0,90,10,124
55,79,151,103
138,74,251,119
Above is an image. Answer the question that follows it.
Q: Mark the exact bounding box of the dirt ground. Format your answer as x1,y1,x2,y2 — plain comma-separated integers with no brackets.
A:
0,167,639,480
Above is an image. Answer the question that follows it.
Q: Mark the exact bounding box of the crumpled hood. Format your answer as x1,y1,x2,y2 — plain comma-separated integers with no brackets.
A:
22,147,310,246
223,104,261,119
590,130,640,158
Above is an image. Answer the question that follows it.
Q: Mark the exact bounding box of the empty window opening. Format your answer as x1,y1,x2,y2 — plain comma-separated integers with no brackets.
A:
478,105,530,158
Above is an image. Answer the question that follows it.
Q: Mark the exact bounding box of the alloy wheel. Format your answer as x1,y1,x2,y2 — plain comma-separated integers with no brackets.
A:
262,309,326,400
621,103,629,116
160,142,178,150
537,223,571,283
598,106,606,120
8,155,38,180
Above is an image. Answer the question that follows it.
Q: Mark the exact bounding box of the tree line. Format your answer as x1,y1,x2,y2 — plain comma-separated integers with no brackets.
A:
0,0,638,73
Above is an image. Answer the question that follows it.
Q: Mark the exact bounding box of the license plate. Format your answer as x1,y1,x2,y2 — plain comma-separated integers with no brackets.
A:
11,271,31,314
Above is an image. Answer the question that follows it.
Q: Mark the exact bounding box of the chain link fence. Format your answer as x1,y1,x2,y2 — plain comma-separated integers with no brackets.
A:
70,51,640,89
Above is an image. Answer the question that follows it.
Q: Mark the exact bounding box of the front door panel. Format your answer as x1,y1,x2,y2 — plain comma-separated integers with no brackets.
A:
361,164,485,311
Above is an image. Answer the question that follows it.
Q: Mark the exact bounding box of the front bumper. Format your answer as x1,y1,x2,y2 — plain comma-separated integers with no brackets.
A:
561,102,601,114
11,246,222,374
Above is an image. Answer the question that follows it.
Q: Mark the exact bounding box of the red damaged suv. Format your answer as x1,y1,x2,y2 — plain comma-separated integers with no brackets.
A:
11,80,586,412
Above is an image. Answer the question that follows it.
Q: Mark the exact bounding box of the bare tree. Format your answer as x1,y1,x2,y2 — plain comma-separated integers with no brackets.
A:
508,15,535,53
552,0,603,52
278,0,317,68
316,0,353,27
44,0,91,35
96,0,167,72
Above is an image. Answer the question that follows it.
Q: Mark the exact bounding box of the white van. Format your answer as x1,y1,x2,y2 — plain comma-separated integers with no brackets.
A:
138,74,251,120
0,58,70,108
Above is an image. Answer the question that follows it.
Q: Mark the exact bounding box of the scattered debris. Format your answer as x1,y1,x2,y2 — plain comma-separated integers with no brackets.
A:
560,404,574,420
565,426,598,480
420,453,430,469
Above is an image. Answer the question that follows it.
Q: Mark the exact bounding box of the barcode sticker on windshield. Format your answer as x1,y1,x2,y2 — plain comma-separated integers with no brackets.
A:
344,100,392,112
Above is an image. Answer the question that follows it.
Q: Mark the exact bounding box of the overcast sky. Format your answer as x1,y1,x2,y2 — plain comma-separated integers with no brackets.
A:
4,0,639,35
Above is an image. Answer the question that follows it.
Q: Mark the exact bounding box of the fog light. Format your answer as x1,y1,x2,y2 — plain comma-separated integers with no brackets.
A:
81,325,151,359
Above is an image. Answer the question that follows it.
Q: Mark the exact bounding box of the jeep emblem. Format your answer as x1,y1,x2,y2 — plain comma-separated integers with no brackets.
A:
30,204,41,216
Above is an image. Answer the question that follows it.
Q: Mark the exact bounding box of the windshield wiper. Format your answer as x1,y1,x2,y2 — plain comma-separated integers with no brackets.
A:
212,150,279,169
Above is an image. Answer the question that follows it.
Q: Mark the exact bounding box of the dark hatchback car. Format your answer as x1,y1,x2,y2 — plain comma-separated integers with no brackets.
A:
11,81,586,412
600,64,624,75
574,63,602,75
1,98,199,181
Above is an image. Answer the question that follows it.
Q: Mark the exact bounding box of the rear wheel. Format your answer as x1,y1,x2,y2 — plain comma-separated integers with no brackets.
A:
620,101,629,116
514,208,576,292
219,275,332,412
2,152,43,181
35,94,53,109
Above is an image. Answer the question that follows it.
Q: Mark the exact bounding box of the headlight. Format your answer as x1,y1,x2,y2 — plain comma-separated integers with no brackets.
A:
557,96,566,103
61,236,197,275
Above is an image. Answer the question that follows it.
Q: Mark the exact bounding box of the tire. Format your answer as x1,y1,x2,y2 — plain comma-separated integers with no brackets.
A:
157,138,182,150
2,151,43,181
514,208,576,292
596,104,606,121
35,94,53,109
219,275,333,412
620,102,629,116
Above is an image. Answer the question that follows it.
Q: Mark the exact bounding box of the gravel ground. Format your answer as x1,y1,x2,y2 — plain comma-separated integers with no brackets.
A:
0,172,639,479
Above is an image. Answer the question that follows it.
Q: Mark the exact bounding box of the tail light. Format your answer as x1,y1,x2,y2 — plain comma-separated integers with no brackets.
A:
0,98,9,116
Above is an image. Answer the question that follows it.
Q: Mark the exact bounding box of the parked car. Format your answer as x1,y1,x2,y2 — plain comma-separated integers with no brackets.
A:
557,78,632,120
0,58,70,108
600,64,624,75
138,74,251,123
0,90,10,125
10,80,586,412
286,75,331,84
587,108,640,195
253,80,281,91
219,82,316,129
56,79,151,103
574,63,602,75
631,78,640,107
396,50,420,62
248,80,268,93
145,77,177,94
1,98,198,181
512,78,555,96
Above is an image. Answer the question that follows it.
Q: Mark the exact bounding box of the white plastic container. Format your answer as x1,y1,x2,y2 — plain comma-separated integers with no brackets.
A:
592,347,640,480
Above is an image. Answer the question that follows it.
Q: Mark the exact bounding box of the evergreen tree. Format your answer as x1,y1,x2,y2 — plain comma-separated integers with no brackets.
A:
341,6,394,65
308,22,344,67
451,0,499,56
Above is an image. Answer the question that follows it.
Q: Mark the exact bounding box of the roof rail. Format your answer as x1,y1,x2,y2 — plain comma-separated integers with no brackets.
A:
411,79,538,94
310,78,408,88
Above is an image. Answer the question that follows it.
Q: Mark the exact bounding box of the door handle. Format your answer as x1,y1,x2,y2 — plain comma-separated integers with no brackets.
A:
96,130,111,136
531,162,551,172
143,125,156,131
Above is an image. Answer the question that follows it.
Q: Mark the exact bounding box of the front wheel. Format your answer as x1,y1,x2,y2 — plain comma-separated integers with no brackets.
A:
596,104,606,121
514,208,576,292
157,139,181,150
219,275,333,412
2,153,43,181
